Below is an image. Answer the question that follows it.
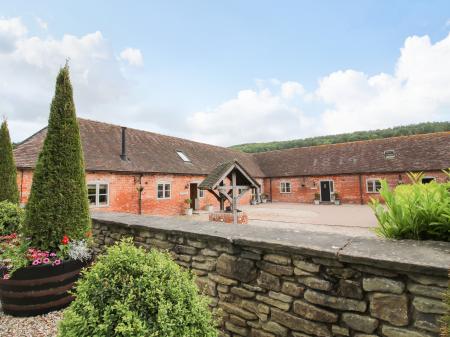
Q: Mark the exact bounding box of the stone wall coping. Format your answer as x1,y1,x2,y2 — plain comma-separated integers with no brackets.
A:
91,212,450,276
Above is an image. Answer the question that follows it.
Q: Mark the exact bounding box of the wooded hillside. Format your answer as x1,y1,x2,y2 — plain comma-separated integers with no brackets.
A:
230,121,450,153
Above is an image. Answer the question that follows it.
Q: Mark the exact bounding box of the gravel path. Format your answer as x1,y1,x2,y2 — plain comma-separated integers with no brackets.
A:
0,309,62,337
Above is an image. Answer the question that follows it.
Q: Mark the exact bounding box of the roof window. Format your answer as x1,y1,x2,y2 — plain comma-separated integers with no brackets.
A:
384,149,395,160
176,150,191,162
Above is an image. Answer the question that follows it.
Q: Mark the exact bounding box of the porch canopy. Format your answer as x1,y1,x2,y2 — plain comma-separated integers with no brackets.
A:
199,160,261,224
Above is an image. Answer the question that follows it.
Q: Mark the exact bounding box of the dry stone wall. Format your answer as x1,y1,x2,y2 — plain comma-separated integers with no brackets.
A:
92,212,449,337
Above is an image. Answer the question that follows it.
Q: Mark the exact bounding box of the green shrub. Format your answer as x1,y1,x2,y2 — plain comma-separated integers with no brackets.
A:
0,120,19,204
370,177,450,241
23,65,91,249
58,240,218,337
0,201,24,235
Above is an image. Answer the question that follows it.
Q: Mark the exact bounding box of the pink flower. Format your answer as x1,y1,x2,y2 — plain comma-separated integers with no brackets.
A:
53,259,61,266
3,274,10,280
50,253,56,257
32,259,41,266
43,258,50,264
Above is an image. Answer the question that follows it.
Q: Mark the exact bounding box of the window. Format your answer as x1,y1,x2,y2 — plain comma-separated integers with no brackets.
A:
422,177,435,184
280,182,291,193
157,183,171,199
176,151,190,162
198,189,205,198
384,150,395,159
87,182,109,206
367,179,381,193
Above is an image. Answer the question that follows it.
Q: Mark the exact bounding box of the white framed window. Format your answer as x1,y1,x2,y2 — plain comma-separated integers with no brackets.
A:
87,182,109,207
157,183,171,199
176,151,190,162
366,179,382,193
280,181,292,193
198,189,205,198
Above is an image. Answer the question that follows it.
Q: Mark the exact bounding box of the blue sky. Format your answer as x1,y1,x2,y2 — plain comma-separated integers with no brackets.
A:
1,1,450,145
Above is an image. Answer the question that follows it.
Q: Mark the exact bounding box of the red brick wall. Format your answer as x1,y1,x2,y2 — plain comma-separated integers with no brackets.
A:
16,170,259,216
265,170,448,204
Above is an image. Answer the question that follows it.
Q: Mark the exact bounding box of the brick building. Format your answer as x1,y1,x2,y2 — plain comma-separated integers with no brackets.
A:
13,119,450,215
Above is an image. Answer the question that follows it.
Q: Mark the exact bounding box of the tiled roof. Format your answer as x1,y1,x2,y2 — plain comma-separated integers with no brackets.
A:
13,118,265,177
14,118,450,178
253,132,450,177
199,160,261,190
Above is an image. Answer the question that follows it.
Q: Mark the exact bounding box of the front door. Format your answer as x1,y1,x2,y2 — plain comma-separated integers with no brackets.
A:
189,183,198,209
320,181,331,202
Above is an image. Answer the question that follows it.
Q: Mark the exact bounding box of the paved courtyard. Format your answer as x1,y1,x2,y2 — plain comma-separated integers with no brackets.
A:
193,202,378,237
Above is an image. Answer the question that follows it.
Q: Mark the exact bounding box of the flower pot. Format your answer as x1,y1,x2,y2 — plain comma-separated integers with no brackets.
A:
185,208,193,216
0,259,90,317
334,200,341,205
314,200,320,205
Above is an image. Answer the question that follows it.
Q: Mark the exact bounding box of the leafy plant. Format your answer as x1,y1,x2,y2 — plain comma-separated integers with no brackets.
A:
370,177,450,241
0,119,19,204
184,198,192,207
23,64,91,250
0,201,24,235
0,234,29,278
58,239,217,337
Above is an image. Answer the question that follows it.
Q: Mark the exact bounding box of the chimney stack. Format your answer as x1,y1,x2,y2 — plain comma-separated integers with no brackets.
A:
120,127,127,161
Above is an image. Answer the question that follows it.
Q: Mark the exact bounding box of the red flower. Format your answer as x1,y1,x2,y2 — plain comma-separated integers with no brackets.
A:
85,231,92,238
61,235,70,245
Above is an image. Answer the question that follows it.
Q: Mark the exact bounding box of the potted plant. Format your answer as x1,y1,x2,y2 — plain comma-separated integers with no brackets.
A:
261,193,268,203
0,65,93,317
184,198,193,216
314,193,320,205
334,192,341,205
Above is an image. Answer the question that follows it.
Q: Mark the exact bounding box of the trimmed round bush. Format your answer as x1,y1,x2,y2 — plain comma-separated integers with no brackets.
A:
0,201,24,235
58,240,218,337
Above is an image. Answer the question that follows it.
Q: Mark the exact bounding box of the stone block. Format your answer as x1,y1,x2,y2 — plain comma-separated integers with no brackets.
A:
293,300,338,323
251,329,275,337
209,273,238,286
304,289,366,312
196,277,217,297
341,313,378,333
262,321,288,337
187,239,207,248
230,287,255,298
326,267,360,279
201,248,219,257
217,254,257,282
225,321,248,336
268,291,293,303
407,282,445,299
381,325,435,337
412,296,447,314
332,325,349,336
241,251,262,260
263,254,291,265
229,314,247,327
298,276,333,291
256,261,294,276
173,244,197,255
281,281,305,297
257,271,281,291
353,264,398,277
370,293,408,326
338,279,363,299
312,257,343,267
220,302,258,320
362,277,404,294
414,311,442,333
148,238,173,250
192,259,216,271
271,308,331,337
408,274,448,287
255,294,291,311
293,259,321,273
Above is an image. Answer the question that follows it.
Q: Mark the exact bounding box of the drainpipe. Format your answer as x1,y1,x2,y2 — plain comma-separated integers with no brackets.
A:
269,178,273,202
120,127,127,161
358,174,364,205
137,174,143,215
20,169,24,203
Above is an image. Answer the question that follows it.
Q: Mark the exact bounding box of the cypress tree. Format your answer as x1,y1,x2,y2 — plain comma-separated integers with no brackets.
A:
0,119,19,204
24,65,91,249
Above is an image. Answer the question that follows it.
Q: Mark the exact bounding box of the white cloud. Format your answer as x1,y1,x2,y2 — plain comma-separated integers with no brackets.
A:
0,17,134,141
119,47,143,66
187,33,450,145
35,17,48,30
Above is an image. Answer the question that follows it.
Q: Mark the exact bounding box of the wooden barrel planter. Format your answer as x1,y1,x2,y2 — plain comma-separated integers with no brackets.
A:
0,259,90,317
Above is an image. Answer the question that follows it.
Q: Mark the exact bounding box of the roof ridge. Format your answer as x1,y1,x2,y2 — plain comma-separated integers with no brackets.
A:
252,131,450,156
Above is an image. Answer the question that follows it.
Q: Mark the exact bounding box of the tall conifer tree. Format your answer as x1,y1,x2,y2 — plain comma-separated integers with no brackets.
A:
0,119,19,204
24,64,91,249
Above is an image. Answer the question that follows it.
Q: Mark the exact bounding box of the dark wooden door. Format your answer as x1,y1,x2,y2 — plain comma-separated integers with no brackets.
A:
320,181,331,202
189,184,197,209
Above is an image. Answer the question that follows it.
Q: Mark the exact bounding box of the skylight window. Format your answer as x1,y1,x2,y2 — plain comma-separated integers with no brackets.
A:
384,149,395,160
176,151,191,162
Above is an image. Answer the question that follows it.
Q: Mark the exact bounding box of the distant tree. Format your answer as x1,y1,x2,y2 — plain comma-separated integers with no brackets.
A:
0,119,19,204
23,64,91,249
